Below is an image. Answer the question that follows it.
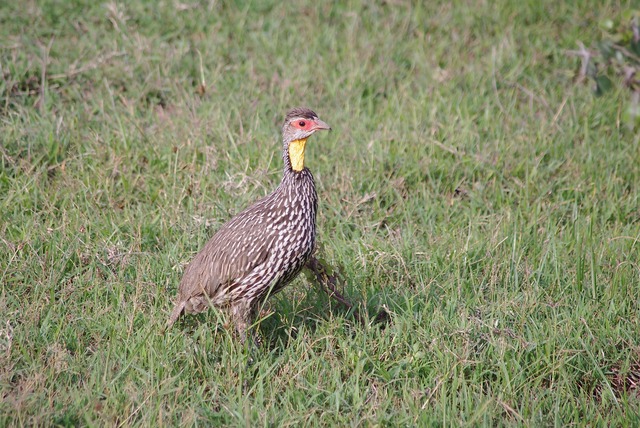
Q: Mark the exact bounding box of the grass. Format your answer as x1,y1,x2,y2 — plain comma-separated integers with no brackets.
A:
1,0,640,425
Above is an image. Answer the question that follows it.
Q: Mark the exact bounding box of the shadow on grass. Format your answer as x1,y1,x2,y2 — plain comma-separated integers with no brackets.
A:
257,280,392,350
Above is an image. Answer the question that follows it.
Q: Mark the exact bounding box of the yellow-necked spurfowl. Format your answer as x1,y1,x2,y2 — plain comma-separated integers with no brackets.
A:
168,108,331,340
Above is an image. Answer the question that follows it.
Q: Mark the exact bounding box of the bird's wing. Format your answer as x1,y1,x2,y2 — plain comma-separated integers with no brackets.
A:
177,207,278,302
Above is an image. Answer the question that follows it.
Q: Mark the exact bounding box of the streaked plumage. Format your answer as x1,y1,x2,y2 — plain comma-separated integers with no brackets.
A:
168,108,331,340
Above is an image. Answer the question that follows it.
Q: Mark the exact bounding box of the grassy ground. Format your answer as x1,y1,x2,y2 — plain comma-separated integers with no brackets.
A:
2,0,640,425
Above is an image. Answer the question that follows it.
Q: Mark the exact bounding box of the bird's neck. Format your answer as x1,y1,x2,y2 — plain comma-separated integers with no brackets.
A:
287,138,308,172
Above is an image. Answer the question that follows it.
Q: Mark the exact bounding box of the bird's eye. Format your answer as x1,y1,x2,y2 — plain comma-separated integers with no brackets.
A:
298,121,306,127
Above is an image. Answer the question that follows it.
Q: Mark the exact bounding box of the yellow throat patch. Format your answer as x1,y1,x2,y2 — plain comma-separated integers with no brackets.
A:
288,138,308,172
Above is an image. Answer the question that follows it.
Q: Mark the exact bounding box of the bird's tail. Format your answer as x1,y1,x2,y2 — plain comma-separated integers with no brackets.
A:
167,301,185,328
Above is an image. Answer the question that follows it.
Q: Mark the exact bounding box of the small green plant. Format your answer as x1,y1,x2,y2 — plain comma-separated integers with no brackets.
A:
570,9,640,129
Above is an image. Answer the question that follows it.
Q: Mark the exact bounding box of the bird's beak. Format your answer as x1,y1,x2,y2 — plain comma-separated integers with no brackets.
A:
312,119,331,131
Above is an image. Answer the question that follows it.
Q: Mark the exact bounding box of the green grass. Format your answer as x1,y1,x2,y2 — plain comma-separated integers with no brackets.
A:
2,0,640,425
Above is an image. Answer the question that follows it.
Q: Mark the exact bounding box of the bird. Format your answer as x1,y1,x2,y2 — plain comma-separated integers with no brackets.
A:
168,107,331,341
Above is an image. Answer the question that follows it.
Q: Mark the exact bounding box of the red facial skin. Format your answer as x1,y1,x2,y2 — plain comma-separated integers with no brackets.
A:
291,119,315,131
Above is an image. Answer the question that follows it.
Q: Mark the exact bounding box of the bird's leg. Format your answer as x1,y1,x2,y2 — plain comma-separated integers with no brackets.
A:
304,255,362,323
304,256,391,326
223,304,252,394
229,301,261,378
229,301,258,345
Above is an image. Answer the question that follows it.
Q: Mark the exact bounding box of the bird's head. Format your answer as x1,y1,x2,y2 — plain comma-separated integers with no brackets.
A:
282,107,331,172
